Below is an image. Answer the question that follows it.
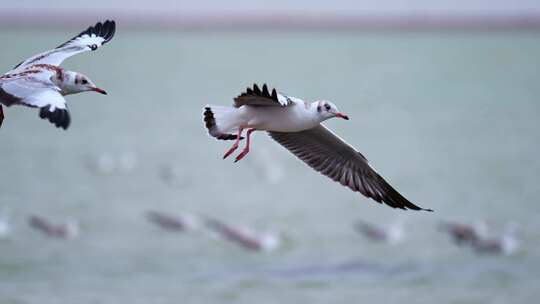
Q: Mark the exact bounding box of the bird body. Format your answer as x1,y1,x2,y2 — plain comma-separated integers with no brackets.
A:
210,100,322,134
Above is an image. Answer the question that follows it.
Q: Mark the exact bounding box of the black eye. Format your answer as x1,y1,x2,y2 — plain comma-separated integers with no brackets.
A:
81,79,88,84
325,104,331,111
89,44,98,51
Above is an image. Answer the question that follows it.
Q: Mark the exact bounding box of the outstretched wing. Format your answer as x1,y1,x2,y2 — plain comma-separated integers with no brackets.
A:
233,84,297,108
12,20,116,71
0,75,70,129
268,125,432,211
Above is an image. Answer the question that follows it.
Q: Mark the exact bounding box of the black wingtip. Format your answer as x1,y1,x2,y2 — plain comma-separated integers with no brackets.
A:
57,19,116,49
408,205,433,212
406,202,433,212
39,106,71,130
236,83,280,103
253,84,261,94
271,88,278,100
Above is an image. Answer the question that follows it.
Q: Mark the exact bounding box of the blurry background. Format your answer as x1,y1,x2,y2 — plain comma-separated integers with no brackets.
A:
1,1,539,303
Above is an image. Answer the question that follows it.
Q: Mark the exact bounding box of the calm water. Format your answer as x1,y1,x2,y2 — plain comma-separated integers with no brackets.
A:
1,29,539,303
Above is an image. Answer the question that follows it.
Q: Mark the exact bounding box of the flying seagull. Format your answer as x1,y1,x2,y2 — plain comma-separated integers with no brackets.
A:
0,20,115,129
203,84,432,211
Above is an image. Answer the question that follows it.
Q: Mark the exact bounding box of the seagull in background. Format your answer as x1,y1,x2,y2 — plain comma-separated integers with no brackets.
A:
28,216,79,240
203,217,281,252
0,20,115,129
354,219,405,244
203,84,431,211
439,220,487,246
145,210,201,232
472,222,520,256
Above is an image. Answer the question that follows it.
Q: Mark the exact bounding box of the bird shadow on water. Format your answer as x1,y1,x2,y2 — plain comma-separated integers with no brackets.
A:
189,256,420,288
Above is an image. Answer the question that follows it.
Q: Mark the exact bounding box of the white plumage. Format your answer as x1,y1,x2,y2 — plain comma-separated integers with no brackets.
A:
203,84,431,211
0,20,115,129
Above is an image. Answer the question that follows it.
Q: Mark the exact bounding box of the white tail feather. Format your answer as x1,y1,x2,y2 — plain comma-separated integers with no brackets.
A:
203,105,243,140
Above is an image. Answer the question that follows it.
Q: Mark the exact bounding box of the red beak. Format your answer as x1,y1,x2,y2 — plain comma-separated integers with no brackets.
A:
92,87,107,95
335,112,349,120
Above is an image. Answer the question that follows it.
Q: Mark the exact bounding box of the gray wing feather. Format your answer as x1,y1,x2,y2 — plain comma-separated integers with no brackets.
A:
268,125,431,211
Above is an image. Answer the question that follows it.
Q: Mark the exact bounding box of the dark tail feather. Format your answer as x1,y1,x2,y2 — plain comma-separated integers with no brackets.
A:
39,106,71,130
203,107,242,140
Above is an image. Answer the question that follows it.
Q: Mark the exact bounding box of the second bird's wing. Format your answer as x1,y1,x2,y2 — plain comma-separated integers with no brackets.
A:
268,125,432,211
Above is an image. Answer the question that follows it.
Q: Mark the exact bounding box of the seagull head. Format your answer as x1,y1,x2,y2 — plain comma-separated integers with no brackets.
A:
315,100,349,121
65,72,107,95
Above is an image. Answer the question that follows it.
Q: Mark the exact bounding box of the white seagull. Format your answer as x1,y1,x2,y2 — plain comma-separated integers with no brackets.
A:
203,84,431,211
0,20,115,129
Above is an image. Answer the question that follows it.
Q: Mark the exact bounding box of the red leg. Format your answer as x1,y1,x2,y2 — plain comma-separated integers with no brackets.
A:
0,105,4,128
222,127,244,159
234,128,256,163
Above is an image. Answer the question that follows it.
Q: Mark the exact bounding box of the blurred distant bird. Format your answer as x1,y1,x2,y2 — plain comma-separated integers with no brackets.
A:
28,216,79,239
0,209,11,239
145,210,200,232
86,151,138,175
0,20,115,129
203,84,431,211
439,220,487,246
472,223,519,256
354,219,404,244
204,217,281,252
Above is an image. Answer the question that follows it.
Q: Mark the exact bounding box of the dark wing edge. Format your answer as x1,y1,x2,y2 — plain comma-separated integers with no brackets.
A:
56,20,116,49
268,126,432,211
12,61,24,70
39,105,71,130
233,83,288,108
